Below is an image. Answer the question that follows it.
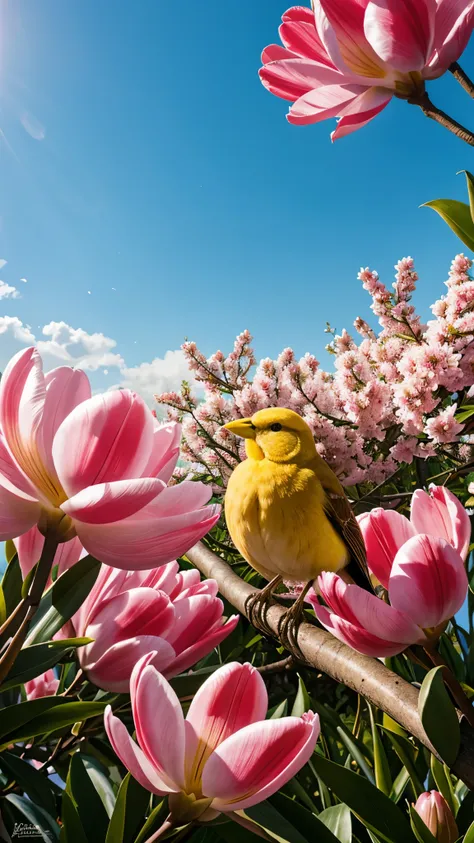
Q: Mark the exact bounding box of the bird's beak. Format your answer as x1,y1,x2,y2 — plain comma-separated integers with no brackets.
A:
223,418,256,439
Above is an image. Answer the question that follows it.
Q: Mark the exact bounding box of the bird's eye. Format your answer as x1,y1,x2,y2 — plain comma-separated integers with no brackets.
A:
270,423,282,432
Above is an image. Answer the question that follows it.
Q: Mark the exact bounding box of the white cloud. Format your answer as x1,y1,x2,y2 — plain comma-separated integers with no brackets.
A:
20,111,45,141
0,260,7,271
20,278,28,283
0,316,35,344
37,321,125,371
119,350,193,404
0,280,20,300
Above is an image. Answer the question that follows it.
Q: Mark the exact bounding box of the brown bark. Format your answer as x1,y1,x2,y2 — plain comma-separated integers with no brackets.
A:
187,542,474,790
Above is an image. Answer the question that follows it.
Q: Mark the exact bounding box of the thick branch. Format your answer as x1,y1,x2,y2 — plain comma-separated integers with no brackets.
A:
411,92,474,146
187,542,474,790
450,62,474,98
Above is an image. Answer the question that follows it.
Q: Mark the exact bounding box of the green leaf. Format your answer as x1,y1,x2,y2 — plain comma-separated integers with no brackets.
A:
0,751,56,816
169,666,218,698
368,707,392,796
455,789,474,835
429,755,457,815
422,199,474,251
418,667,460,766
244,801,309,843
2,554,22,616
268,700,288,719
5,540,17,565
461,170,474,222
26,555,101,645
105,774,150,843
61,790,88,843
318,805,352,843
81,755,116,819
67,753,110,843
336,726,375,784
0,697,67,741
310,752,415,843
291,676,311,717
455,405,474,424
2,639,90,691
268,794,340,843
133,800,167,843
0,701,106,750
379,726,424,798
409,806,438,843
6,793,60,841
464,820,474,842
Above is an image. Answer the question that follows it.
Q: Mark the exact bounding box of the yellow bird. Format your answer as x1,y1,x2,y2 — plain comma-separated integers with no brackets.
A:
223,408,372,649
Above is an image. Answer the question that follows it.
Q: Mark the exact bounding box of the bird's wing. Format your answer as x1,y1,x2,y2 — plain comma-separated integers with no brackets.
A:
310,455,373,591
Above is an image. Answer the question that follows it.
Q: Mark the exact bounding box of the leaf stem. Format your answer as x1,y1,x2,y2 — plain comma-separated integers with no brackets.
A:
144,816,175,843
450,62,474,98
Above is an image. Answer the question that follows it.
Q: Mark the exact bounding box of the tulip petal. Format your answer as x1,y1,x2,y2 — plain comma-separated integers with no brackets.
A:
183,662,267,793
262,44,299,65
0,483,40,541
131,662,186,790
74,505,220,570
283,6,316,25
165,594,226,651
166,615,240,679
279,20,336,64
411,486,471,560
53,389,155,498
428,0,474,74
85,587,175,644
105,705,176,794
202,714,319,812
37,367,91,485
147,481,212,517
389,534,468,629
357,508,416,589
141,422,181,482
83,636,176,693
331,94,391,139
25,669,59,700
62,478,165,524
0,348,44,467
0,433,38,501
288,83,370,125
364,0,437,72
315,0,387,79
314,603,413,656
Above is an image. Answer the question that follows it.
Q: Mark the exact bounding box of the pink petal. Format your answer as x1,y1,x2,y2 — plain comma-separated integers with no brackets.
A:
54,536,86,576
314,603,412,656
131,661,186,789
288,83,366,125
357,508,416,589
148,481,212,517
104,705,176,794
15,527,83,581
166,615,240,679
140,422,181,482
364,0,437,72
184,662,267,792
202,714,320,812
331,94,391,138
389,534,468,629
62,478,165,524
0,433,38,501
74,504,220,570
38,367,91,488
25,669,59,700
0,483,40,541
314,0,387,79
85,587,175,644
411,486,471,560
53,389,155,498
428,0,474,74
279,20,335,64
262,44,299,65
165,594,225,652
0,348,45,472
260,59,345,104
282,6,316,25
83,636,176,693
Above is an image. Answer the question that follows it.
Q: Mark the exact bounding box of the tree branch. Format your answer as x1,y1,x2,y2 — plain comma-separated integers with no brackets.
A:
186,541,474,790
450,62,474,98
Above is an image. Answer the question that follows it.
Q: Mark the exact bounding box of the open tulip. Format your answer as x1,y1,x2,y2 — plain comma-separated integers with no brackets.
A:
260,3,474,139
414,792,458,842
69,561,239,692
24,669,59,701
357,484,471,589
105,659,319,823
309,532,468,657
0,348,219,569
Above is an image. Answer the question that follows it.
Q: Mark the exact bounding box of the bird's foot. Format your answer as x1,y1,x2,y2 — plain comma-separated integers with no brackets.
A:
277,582,312,658
245,575,283,637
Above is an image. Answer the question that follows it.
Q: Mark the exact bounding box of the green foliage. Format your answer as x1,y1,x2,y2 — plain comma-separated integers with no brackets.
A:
418,667,460,766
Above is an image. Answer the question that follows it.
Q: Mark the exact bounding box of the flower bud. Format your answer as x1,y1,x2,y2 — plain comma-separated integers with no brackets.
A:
414,791,458,843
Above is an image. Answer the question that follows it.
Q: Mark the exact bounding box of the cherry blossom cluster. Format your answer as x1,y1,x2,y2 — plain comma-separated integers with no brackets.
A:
155,256,474,488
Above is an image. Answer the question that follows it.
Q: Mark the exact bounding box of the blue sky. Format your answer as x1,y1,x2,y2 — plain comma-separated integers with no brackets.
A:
1,0,474,402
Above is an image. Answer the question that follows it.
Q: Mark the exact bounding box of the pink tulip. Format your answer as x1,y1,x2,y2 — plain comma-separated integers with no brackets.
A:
14,526,85,580
309,532,468,657
24,669,59,700
0,348,219,569
357,484,471,588
259,2,474,139
69,560,239,692
414,792,458,842
105,659,319,822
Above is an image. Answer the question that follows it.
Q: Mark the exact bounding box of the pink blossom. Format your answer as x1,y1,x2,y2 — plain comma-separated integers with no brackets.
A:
0,348,219,569
414,792,458,842
260,2,474,139
105,660,319,820
25,670,59,700
69,561,238,692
